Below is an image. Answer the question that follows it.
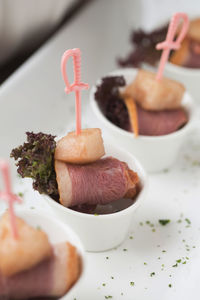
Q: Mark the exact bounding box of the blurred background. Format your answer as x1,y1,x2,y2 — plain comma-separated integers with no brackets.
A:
0,0,199,84
0,0,91,83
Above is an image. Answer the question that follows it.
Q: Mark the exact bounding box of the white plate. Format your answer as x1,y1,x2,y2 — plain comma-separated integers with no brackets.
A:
1,0,200,299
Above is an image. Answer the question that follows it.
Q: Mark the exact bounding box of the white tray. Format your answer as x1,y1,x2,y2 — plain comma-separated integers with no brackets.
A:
1,1,200,299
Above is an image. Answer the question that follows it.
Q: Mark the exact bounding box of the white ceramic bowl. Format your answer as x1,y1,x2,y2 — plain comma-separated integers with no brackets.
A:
165,62,200,102
45,142,148,252
90,68,199,173
9,209,86,300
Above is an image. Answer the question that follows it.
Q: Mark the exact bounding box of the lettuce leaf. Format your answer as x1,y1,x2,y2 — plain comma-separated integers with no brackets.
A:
10,132,58,198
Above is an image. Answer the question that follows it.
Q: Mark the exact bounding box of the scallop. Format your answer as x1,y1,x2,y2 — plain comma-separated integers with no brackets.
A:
124,69,185,111
0,213,52,277
55,128,105,164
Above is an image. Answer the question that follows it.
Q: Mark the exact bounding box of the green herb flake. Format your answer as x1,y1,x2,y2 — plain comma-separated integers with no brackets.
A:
162,250,166,253
176,259,181,263
129,236,133,239
150,272,155,277
152,228,156,232
94,213,99,216
185,218,191,225
159,219,170,226
144,262,147,265
172,263,178,267
182,261,187,264
177,219,182,223
106,257,109,260
130,281,135,286
123,248,127,252
102,283,106,287
168,284,172,288
18,192,24,197
111,276,114,279
186,257,189,260
105,296,113,299
139,222,143,226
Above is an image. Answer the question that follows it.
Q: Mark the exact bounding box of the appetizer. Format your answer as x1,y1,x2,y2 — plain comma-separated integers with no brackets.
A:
170,18,200,68
118,24,168,68
119,17,200,69
10,129,140,214
94,69,188,136
0,212,80,299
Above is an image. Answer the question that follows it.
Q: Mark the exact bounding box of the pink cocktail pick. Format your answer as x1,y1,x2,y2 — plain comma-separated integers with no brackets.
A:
61,48,89,135
0,160,22,239
156,12,189,81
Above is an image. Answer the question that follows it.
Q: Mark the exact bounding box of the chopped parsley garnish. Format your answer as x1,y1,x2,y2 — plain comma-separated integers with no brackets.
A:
129,236,133,239
123,248,127,252
172,263,178,267
182,261,187,264
185,218,191,225
130,282,135,286
18,192,24,197
144,262,147,265
150,272,155,277
168,284,172,288
102,283,106,286
105,296,112,299
152,228,156,232
159,219,170,226
162,250,166,253
111,276,114,279
106,257,109,260
176,259,181,263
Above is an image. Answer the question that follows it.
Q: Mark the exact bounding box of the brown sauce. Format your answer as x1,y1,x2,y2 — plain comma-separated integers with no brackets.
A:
71,197,137,215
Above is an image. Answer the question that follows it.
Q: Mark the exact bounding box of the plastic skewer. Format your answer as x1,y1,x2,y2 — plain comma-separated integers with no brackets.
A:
61,48,89,135
156,12,189,81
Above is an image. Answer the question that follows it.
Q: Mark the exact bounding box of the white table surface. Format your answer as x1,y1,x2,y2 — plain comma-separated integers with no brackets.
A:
1,1,200,299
